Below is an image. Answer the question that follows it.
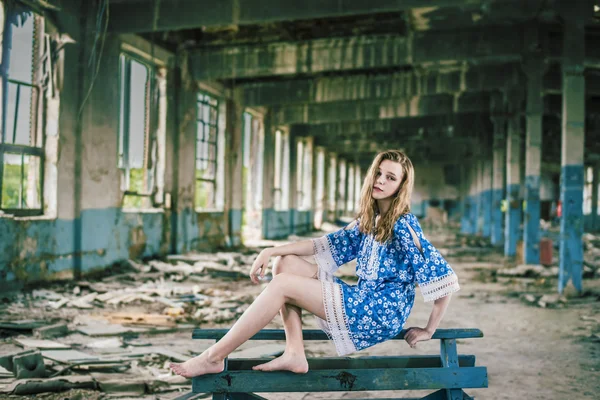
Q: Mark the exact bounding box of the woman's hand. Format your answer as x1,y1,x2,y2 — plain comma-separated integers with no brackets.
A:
249,248,272,284
403,327,434,348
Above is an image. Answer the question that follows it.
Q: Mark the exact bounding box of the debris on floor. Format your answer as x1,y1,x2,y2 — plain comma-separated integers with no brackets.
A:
1,229,599,397
0,249,263,396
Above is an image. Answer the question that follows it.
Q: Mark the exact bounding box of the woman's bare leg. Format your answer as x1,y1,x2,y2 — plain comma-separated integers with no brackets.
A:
252,255,318,372
170,272,325,378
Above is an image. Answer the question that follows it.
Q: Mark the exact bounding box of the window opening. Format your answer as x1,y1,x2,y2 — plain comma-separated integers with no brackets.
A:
195,92,219,210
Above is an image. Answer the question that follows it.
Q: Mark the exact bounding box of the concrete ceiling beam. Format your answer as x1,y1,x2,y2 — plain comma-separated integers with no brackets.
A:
107,0,494,34
189,27,523,80
241,64,524,106
271,93,491,125
292,113,483,138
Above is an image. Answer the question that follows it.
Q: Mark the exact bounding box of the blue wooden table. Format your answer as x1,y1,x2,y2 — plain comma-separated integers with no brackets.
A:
184,328,488,400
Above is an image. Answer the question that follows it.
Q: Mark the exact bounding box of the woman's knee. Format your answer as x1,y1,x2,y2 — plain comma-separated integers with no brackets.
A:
269,272,294,295
272,255,298,276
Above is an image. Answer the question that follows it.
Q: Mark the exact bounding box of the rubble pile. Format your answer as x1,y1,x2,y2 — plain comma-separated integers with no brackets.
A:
0,250,265,398
583,233,600,278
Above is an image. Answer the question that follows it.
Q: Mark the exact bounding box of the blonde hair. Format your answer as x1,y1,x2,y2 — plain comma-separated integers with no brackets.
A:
356,150,415,243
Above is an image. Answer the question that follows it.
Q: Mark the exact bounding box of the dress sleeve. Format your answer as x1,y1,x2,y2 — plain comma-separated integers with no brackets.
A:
312,220,363,275
396,215,460,302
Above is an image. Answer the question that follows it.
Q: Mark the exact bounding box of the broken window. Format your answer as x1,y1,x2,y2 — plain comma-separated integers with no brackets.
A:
195,93,222,210
118,53,163,209
274,129,290,211
0,13,45,216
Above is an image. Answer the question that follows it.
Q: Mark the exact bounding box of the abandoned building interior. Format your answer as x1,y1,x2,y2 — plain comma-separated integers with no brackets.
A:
0,0,600,399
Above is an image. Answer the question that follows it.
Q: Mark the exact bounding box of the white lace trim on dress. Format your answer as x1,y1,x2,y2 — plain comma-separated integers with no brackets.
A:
315,267,357,356
312,236,338,274
419,272,460,302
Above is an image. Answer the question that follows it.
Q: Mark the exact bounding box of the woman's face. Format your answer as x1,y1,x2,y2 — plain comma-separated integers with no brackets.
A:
372,159,404,200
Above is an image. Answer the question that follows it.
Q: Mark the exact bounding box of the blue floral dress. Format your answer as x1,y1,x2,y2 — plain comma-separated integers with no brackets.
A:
311,213,460,356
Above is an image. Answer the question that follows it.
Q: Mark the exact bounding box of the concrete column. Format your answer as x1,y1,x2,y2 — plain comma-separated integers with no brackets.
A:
261,112,275,238
469,165,478,234
225,89,245,246
491,116,506,246
522,26,544,265
337,159,347,219
475,155,485,235
591,165,599,231
505,111,522,257
327,153,337,222
559,1,588,293
289,133,299,233
460,164,471,234
482,139,493,238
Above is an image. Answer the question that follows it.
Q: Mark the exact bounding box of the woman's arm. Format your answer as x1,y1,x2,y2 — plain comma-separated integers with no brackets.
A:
403,293,452,347
267,239,315,257
249,239,314,283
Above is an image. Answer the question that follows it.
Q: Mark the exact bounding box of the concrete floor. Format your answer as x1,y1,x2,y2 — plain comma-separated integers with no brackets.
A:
1,225,599,399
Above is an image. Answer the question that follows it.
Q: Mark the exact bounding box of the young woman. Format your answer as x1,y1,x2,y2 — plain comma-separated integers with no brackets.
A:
170,150,460,378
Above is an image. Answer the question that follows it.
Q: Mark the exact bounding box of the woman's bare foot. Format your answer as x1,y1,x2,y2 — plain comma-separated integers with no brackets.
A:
252,352,309,373
169,350,224,378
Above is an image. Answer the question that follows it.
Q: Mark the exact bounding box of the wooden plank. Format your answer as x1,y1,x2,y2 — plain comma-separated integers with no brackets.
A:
227,355,476,370
192,367,488,393
192,328,483,341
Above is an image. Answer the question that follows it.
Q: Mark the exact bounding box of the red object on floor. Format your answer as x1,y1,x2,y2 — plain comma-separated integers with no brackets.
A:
540,238,553,266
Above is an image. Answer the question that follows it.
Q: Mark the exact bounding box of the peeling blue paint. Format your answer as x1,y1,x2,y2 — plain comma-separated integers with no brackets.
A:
229,209,243,246
293,210,313,235
490,188,503,246
460,196,473,234
524,175,541,264
504,184,521,257
481,190,492,238
0,207,168,283
471,195,479,234
263,209,293,239
559,165,584,293
0,206,234,284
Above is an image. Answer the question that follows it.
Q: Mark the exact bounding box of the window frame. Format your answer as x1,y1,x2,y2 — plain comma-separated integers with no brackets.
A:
194,91,220,211
0,14,45,217
117,52,156,207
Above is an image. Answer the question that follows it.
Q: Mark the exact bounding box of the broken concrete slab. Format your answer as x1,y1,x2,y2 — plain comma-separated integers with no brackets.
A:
0,365,12,379
124,347,190,362
85,337,123,349
0,375,96,395
12,351,47,379
47,297,70,309
96,377,147,396
0,349,37,373
33,323,69,339
77,323,147,337
14,338,71,350
41,349,100,364
105,312,176,327
0,319,46,332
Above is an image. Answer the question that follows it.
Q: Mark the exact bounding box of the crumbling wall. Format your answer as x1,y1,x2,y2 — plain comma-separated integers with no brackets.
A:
0,14,232,284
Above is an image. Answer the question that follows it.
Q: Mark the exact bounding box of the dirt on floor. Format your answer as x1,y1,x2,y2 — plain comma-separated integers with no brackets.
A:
0,224,599,400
